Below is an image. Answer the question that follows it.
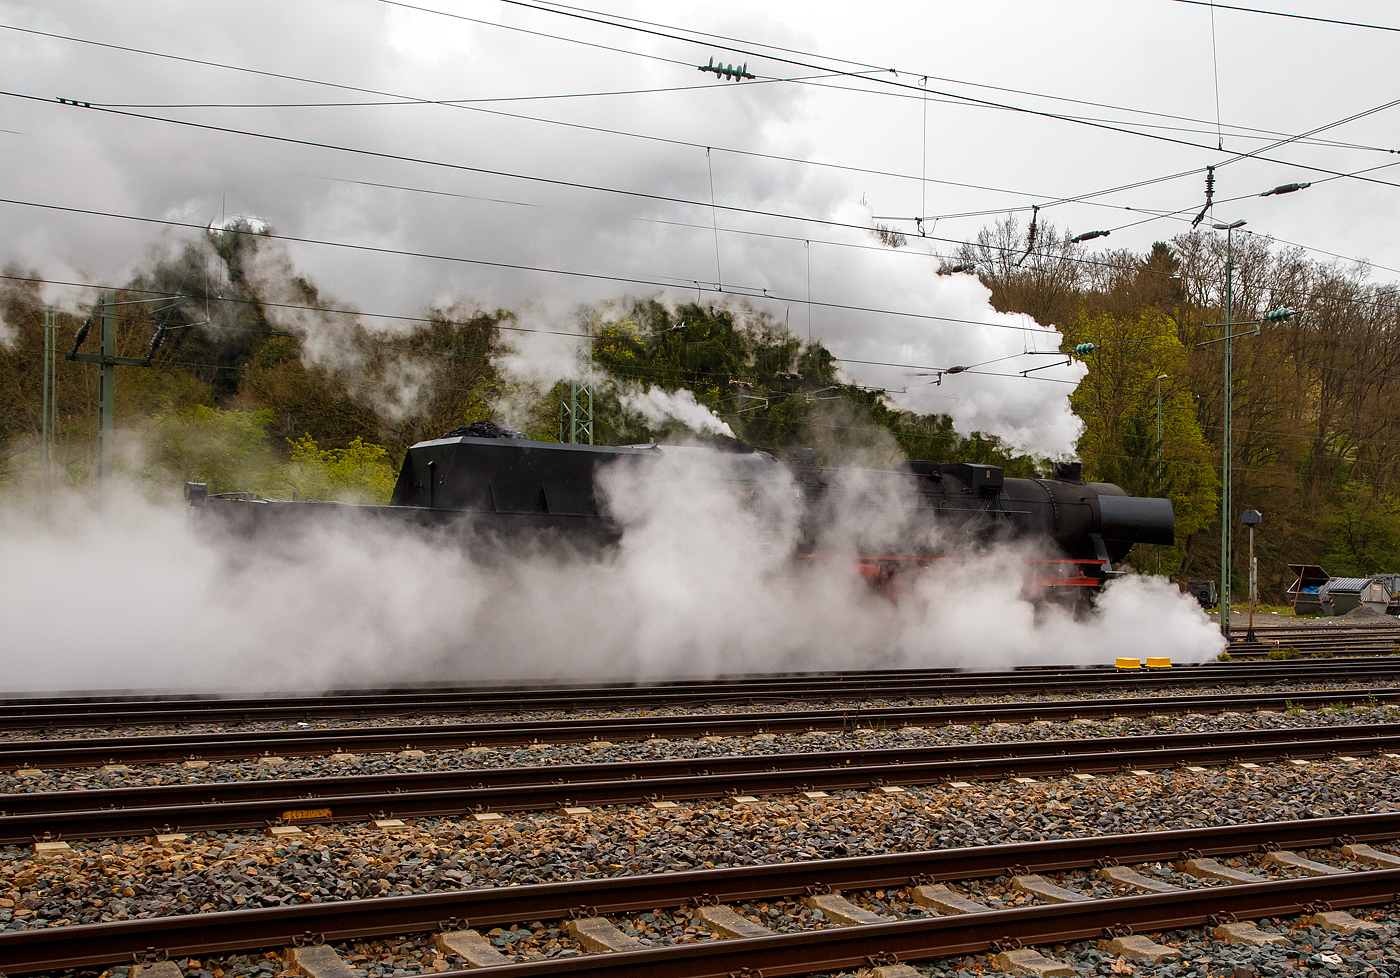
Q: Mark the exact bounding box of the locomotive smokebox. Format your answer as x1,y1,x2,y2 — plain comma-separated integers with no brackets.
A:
1098,495,1174,547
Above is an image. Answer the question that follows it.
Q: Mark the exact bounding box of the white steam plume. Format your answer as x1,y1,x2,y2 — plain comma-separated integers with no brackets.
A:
0,452,1221,693
242,240,433,422
493,305,595,386
1,3,1093,456
618,386,735,438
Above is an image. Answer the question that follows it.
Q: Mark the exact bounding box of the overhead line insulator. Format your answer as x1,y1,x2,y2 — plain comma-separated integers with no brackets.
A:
1260,183,1312,197
698,57,755,81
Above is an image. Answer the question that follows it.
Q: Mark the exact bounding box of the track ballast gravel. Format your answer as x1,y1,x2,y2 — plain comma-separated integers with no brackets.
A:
5,749,1400,932
4,699,1397,793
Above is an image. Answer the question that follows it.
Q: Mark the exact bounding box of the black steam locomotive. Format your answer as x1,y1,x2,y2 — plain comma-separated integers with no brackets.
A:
190,427,1173,599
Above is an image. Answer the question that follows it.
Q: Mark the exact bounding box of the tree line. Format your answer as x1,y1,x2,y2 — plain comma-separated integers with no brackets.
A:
959,217,1400,597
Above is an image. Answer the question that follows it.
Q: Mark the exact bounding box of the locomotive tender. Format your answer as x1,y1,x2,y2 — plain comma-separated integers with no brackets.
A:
191,427,1174,599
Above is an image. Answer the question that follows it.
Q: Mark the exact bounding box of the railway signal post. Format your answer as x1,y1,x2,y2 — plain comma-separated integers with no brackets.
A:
1242,509,1263,642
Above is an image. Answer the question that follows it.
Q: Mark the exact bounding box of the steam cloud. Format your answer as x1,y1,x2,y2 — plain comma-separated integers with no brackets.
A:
2,2,1088,456
0,451,1221,693
244,242,434,421
618,386,735,437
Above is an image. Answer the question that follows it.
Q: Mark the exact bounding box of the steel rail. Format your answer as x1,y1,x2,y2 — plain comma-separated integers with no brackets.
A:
1233,633,1400,644
1230,646,1396,657
3,687,1397,771
5,659,1400,730
6,720,1398,816
453,872,1400,977
2,812,1398,973
6,723,1400,843
1232,635,1400,646
1228,621,1400,635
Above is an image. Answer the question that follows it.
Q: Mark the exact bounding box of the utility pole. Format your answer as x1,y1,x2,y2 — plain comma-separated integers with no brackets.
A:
1195,178,1309,637
1196,223,1295,638
68,291,159,484
1156,373,1168,576
1215,220,1243,638
559,321,594,445
560,380,593,445
96,294,115,481
40,306,59,489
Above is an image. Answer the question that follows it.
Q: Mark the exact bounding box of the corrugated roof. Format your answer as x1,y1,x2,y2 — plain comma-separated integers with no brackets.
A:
1323,577,1370,592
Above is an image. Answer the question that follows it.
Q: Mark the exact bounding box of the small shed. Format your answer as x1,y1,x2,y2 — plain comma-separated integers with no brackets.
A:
1287,564,1330,615
1320,577,1369,615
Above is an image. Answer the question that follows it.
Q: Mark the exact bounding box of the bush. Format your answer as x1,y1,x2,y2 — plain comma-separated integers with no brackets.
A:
1267,647,1302,660
142,406,275,493
281,434,397,504
1217,651,1233,662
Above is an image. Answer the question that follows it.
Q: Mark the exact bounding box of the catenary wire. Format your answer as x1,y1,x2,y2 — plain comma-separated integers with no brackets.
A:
464,0,1400,180
16,16,1398,266
31,87,1400,289
1165,0,1400,33
515,0,1394,149
0,21,1272,222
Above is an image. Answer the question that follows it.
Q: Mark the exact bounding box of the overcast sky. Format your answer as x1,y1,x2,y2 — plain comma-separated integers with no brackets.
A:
2,0,1396,454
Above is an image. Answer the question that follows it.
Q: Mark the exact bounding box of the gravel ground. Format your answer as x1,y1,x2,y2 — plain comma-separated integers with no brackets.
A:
6,673,1398,742
5,754,1400,931
4,702,1399,793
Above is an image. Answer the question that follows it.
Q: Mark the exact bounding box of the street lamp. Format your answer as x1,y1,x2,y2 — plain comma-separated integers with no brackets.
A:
1241,509,1263,641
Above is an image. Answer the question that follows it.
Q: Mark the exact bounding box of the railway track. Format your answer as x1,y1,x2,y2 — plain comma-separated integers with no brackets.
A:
8,636,1400,976
1228,639,1399,659
7,656,1400,731
6,722,1400,843
1226,621,1400,658
4,812,1399,976
3,685,1398,770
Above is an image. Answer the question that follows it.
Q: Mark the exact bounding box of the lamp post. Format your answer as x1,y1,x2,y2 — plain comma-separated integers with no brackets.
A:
1241,509,1263,641
1156,373,1168,576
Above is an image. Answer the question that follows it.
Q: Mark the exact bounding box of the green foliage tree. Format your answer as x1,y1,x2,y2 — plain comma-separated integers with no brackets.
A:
1324,487,1400,578
1061,309,1218,575
142,405,276,493
281,434,398,503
